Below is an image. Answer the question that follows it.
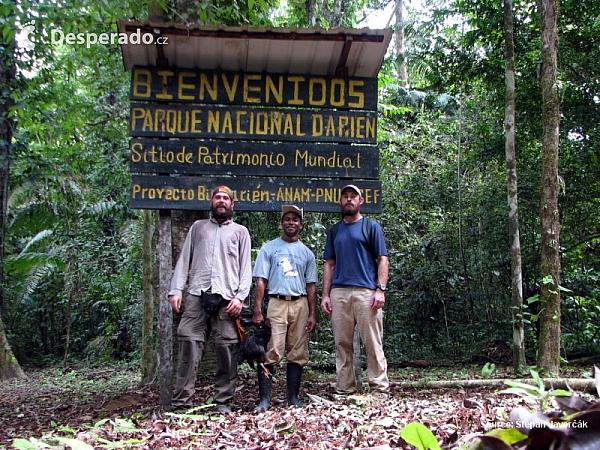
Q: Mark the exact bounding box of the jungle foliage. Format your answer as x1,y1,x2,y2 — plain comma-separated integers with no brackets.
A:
1,0,598,370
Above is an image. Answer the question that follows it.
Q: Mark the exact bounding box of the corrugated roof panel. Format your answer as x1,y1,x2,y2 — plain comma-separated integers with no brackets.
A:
118,21,392,76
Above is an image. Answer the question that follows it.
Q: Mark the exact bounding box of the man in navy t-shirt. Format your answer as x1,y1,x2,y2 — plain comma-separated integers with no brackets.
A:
321,184,389,397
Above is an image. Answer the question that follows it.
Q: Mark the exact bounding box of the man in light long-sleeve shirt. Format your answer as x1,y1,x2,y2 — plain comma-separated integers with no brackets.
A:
169,186,252,413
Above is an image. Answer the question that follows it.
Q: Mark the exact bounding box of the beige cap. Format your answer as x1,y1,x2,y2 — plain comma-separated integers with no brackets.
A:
281,205,303,221
341,184,362,197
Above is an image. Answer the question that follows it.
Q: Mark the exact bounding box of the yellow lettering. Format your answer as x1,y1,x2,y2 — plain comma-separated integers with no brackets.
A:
366,117,376,139
295,114,305,136
222,111,233,133
222,74,240,102
156,70,174,99
348,80,365,108
325,115,335,137
191,110,202,132
312,114,323,136
283,114,294,135
130,142,142,162
309,78,326,106
131,107,146,131
178,72,196,100
243,74,262,103
208,110,220,133
132,69,151,98
288,76,305,105
235,111,247,134
265,75,283,103
330,79,345,107
199,73,218,101
338,116,349,137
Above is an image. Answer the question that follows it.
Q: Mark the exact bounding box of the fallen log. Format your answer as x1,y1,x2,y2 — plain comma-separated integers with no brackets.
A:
393,378,598,393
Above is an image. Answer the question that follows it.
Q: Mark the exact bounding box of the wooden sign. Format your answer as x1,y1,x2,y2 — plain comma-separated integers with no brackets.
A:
130,66,378,111
130,103,377,143
130,175,382,213
130,139,379,179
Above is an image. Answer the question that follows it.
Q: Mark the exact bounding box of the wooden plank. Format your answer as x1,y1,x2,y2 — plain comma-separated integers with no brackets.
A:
129,139,379,179
129,103,377,144
130,67,378,111
130,175,382,213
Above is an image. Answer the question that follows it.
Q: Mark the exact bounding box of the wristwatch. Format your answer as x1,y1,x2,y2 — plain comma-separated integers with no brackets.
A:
377,284,387,291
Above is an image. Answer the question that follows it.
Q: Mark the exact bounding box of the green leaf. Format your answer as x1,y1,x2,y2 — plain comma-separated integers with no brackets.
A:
400,422,441,450
486,427,528,444
248,0,255,9
12,438,50,449
54,437,95,450
542,275,555,285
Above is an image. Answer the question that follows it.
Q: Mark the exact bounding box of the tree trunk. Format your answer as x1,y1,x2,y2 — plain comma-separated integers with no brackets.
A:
394,0,408,85
141,210,157,385
0,0,25,380
157,210,173,407
353,325,363,393
504,0,526,375
537,0,562,376
0,316,25,380
306,0,317,27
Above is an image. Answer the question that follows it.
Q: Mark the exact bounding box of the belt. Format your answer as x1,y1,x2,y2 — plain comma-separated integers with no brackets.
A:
270,294,303,300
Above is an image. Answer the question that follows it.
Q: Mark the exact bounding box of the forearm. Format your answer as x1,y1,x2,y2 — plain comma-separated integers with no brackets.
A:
322,260,335,297
377,256,389,286
306,283,317,317
253,278,267,314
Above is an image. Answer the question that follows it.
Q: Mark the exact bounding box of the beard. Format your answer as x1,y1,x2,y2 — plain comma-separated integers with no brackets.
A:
212,204,233,220
341,204,359,216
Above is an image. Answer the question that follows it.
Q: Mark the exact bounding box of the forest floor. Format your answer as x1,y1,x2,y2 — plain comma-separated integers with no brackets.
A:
0,361,595,449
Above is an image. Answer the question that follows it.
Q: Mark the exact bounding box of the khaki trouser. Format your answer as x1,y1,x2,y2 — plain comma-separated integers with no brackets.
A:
330,286,389,394
265,296,309,366
172,294,240,408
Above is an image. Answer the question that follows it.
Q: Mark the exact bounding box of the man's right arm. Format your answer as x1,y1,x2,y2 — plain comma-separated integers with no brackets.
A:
168,223,195,312
252,277,268,326
320,259,335,316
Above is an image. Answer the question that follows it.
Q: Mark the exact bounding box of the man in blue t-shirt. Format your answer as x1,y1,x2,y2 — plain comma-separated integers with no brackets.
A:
321,184,390,397
252,205,318,410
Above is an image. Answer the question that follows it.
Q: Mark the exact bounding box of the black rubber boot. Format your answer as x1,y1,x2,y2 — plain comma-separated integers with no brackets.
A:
286,363,304,407
255,365,273,412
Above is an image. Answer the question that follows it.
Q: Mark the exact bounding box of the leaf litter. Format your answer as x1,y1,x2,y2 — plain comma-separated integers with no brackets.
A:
0,362,596,449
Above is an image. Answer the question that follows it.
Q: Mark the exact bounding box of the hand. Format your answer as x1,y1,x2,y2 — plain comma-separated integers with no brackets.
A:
371,290,385,310
305,315,316,333
320,297,332,316
226,298,243,317
170,295,182,313
252,311,264,327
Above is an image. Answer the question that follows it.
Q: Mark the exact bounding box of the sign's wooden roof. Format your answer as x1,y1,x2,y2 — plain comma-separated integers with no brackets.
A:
117,21,393,77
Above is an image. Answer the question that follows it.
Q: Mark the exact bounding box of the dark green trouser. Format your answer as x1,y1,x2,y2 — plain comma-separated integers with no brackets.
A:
172,295,240,408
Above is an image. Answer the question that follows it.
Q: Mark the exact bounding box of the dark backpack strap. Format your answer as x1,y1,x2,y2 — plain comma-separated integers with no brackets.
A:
362,217,377,260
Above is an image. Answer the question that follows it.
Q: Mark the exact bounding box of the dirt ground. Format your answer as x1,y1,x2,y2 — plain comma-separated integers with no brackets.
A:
0,362,592,449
